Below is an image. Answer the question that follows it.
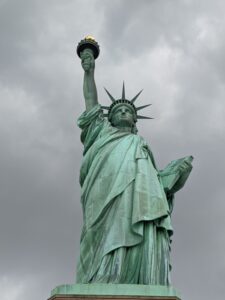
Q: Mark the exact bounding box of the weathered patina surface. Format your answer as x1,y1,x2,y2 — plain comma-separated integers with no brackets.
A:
49,283,181,300
76,37,193,285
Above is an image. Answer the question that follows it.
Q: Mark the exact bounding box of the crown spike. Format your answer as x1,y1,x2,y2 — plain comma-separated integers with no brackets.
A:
104,87,116,102
137,115,154,119
136,104,152,111
131,89,143,103
122,81,125,100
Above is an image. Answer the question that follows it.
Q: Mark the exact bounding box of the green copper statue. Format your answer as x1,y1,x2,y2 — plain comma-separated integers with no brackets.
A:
76,36,193,285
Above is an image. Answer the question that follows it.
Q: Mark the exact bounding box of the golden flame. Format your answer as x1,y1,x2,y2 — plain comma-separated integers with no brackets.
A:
85,35,96,41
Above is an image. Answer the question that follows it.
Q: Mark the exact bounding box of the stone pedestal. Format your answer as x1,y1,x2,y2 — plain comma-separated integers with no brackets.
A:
48,284,181,300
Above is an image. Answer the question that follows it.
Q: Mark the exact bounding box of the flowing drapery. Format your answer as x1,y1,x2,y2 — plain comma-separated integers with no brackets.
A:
76,105,173,285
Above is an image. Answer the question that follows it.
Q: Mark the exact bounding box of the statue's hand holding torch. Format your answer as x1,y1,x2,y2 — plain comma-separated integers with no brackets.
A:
80,49,95,73
77,35,100,73
77,36,100,110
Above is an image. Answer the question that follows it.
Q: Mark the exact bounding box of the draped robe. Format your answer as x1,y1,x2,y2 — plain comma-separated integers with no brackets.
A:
76,105,174,285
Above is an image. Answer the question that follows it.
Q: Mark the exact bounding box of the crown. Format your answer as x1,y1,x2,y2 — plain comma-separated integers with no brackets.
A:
77,35,100,59
102,82,153,121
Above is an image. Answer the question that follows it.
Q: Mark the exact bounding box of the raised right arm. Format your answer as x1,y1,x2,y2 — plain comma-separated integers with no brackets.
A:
80,49,98,111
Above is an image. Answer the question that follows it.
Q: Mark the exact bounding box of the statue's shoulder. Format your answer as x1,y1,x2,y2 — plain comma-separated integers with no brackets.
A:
77,104,103,129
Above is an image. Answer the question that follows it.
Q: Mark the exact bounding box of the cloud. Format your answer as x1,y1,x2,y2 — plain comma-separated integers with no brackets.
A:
1,276,27,300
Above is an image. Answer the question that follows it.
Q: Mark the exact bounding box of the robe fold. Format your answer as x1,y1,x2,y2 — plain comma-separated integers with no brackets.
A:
76,105,173,285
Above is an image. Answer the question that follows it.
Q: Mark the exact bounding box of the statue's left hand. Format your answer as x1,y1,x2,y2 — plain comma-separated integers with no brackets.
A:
160,156,193,195
171,160,193,194
178,160,192,173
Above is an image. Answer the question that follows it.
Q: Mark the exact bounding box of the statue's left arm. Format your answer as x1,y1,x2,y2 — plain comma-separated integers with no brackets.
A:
159,156,193,212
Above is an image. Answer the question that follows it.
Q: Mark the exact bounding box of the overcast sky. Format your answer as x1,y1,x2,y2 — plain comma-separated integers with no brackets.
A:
0,0,225,299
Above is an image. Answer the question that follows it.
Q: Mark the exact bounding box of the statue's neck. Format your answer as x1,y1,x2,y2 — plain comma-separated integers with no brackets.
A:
117,126,132,133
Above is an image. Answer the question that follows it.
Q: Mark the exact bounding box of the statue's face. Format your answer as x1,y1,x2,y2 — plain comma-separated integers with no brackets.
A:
80,49,94,71
111,104,136,128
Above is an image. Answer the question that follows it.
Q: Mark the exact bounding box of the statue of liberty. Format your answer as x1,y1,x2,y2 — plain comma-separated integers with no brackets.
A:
76,36,193,286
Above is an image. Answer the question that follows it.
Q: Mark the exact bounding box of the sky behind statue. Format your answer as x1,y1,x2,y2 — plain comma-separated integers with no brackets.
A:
0,1,225,300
